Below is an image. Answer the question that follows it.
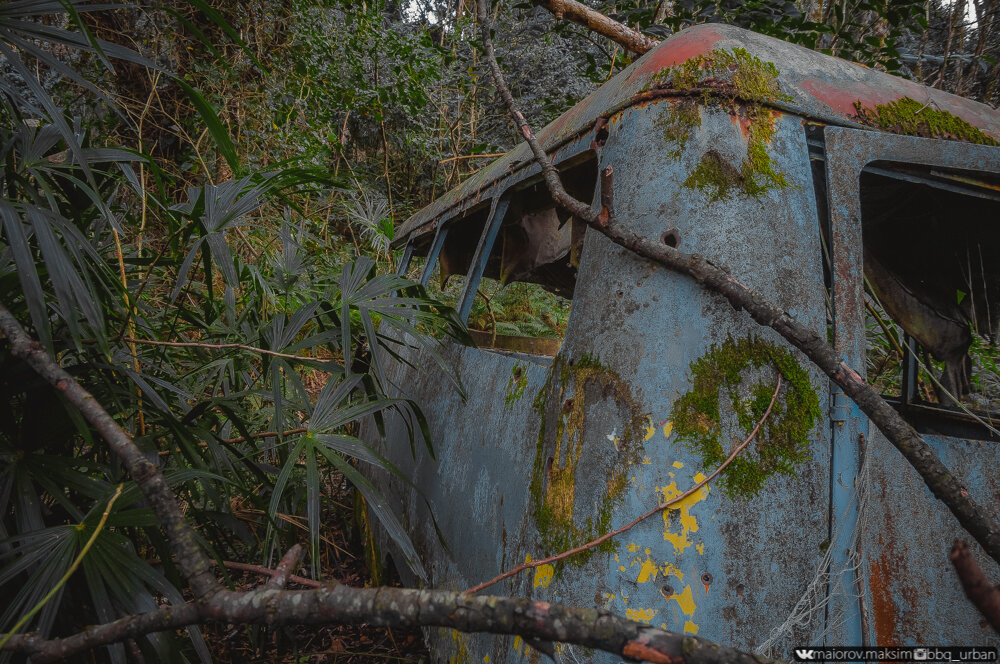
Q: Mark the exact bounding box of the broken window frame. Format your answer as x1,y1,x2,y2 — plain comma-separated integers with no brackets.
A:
817,126,1000,440
396,149,599,358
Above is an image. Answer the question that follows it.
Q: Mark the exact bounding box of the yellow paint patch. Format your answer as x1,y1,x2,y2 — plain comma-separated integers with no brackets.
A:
642,456,653,465
663,421,674,438
684,620,700,635
484,657,490,663
659,561,684,581
696,542,705,555
625,607,658,624
672,585,697,617
628,542,639,553
533,563,555,589
644,417,656,441
512,635,533,657
636,557,659,583
658,475,710,554
672,460,684,469
619,565,627,572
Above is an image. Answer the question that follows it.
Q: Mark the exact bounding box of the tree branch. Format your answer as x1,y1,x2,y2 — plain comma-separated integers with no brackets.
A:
265,545,305,590
475,0,1000,567
950,540,1000,632
532,0,659,55
3,584,777,664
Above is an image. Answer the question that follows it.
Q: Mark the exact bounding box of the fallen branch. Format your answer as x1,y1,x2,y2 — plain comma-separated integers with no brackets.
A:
532,0,659,55
2,561,776,664
950,540,1000,632
222,558,321,589
467,376,781,595
476,0,1000,566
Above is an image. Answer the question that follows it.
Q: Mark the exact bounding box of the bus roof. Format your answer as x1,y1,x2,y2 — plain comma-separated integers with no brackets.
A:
395,23,1000,246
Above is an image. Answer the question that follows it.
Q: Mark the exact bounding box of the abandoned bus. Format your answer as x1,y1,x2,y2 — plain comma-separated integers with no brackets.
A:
360,23,1000,662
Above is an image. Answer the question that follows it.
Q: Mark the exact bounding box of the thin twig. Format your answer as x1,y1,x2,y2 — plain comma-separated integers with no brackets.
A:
439,152,506,164
121,337,328,363
225,558,320,589
466,376,781,595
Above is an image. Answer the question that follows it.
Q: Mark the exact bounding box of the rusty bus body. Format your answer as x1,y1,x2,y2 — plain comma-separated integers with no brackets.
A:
361,23,1000,661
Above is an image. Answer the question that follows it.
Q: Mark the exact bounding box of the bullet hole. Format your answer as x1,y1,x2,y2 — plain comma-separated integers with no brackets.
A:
736,583,745,598
562,398,574,412
661,228,681,248
660,584,674,598
701,572,713,585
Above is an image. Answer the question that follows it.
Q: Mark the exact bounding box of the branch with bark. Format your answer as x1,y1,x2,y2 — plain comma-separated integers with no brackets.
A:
950,540,1000,632
0,302,776,664
475,0,1000,567
532,0,659,55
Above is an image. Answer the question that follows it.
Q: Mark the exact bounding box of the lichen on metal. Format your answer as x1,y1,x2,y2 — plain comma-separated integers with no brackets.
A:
529,353,648,566
670,336,821,498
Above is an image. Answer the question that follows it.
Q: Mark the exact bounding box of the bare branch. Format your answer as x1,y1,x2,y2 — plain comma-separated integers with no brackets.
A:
531,0,659,55
266,545,306,590
3,585,778,664
475,0,1000,567
950,540,1000,632
222,559,322,588
467,377,782,595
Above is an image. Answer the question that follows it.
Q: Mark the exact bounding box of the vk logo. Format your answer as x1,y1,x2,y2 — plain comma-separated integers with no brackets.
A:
795,650,815,660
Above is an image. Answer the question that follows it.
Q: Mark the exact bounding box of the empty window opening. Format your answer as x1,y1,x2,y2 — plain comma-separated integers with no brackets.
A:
466,153,598,358
407,203,493,309
860,161,1000,426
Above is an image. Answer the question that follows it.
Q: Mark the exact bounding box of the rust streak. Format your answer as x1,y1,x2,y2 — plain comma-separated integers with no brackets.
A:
622,641,682,664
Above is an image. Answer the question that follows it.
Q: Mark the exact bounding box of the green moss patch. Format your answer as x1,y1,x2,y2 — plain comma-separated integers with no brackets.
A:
657,98,702,159
646,48,793,200
853,97,999,146
671,336,820,498
529,353,647,566
505,362,528,408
